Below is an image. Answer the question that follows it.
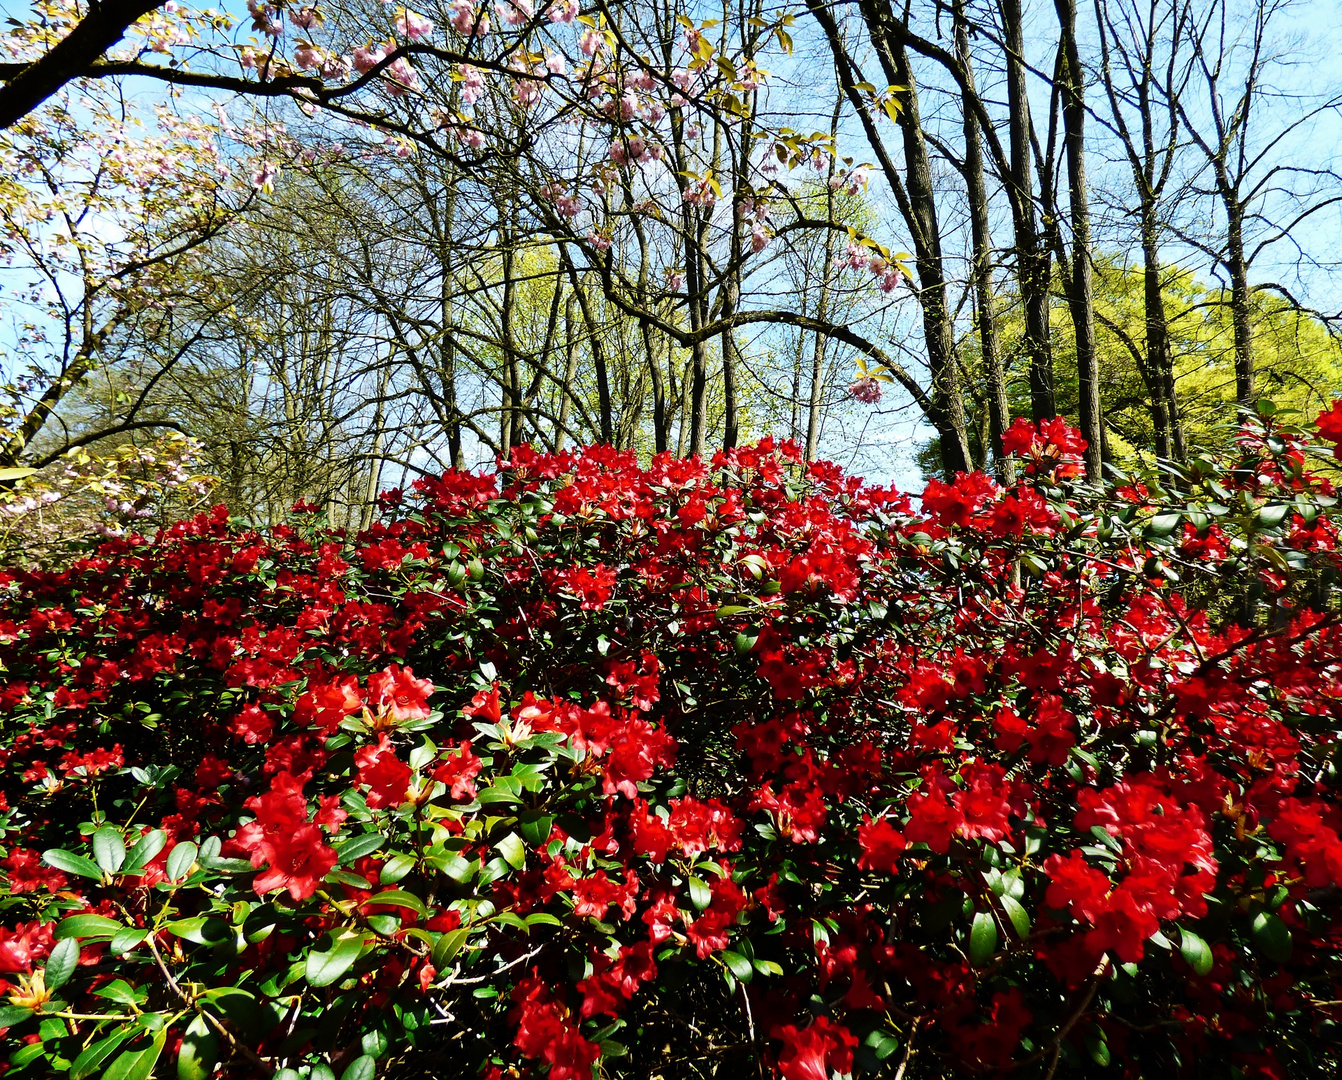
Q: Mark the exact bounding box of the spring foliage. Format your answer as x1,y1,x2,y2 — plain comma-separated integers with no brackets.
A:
3,405,1342,1078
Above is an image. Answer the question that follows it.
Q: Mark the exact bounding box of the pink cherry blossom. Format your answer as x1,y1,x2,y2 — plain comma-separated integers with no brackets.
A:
496,0,533,26
294,43,322,70
448,0,490,36
290,6,320,30
750,222,770,253
252,161,278,191
352,43,389,75
587,230,613,251
395,9,435,39
547,0,578,23
579,28,602,56
459,63,485,104
849,376,883,403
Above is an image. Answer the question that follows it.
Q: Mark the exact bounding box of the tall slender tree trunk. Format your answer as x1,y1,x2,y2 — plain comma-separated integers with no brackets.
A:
1056,0,1103,478
1000,0,1055,421
1225,194,1255,404
956,1,1013,482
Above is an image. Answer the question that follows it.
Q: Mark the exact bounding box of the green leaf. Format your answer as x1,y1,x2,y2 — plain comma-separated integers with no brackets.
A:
1258,503,1290,528
0,1005,33,1030
109,927,149,955
1085,1029,1111,1066
518,814,554,848
177,1015,218,1080
166,841,198,882
306,932,367,988
969,911,998,966
1180,928,1214,976
335,833,385,864
55,914,121,940
0,467,37,481
380,853,415,884
496,832,526,871
431,928,469,968
44,937,79,990
122,831,167,874
1146,512,1182,538
525,913,562,929
999,895,1031,939
164,918,229,946
103,1027,166,1080
864,1028,900,1061
1252,911,1292,964
92,828,126,874
721,949,753,983
71,1029,132,1080
43,848,104,880
688,876,711,911
341,1055,376,1080
364,890,428,918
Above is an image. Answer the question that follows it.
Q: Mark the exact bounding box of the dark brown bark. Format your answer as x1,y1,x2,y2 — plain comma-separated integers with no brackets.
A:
955,1,1013,482
0,0,163,128
999,0,1056,421
1055,0,1103,479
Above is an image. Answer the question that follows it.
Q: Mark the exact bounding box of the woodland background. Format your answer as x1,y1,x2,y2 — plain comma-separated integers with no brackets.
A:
1,0,1340,537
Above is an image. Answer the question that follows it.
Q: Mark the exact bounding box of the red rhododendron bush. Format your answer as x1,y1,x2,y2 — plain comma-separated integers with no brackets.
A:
3,406,1342,1080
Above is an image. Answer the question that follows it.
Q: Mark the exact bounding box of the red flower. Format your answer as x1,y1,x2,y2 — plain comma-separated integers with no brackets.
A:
294,678,363,733
354,734,413,809
0,920,54,974
367,665,434,721
229,704,274,744
856,815,905,873
0,849,66,894
773,1017,857,1080
252,822,337,901
1043,850,1111,924
1316,400,1342,456
904,785,964,854
432,740,481,800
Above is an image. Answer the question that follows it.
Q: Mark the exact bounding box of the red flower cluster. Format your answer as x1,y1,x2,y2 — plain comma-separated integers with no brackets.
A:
2,406,1341,1078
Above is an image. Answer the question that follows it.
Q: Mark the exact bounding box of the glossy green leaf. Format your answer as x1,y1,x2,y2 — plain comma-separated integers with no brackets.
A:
496,832,526,871
122,831,167,874
341,1055,376,1080
969,911,998,966
364,890,427,917
109,927,149,955
55,914,121,940
44,936,79,990
431,928,469,968
166,841,198,882
103,1027,166,1080
999,895,1030,939
92,827,126,874
43,848,103,880
0,1005,33,1029
177,1015,218,1080
306,932,367,988
70,1029,132,1080
688,876,711,911
1252,911,1292,964
1180,928,1214,976
721,949,753,982
335,833,385,864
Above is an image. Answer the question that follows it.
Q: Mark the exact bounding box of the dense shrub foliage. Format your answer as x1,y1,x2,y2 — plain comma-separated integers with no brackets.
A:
3,405,1342,1079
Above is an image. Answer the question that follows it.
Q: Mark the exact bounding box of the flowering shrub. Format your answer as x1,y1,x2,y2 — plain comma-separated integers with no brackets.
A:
2,404,1342,1079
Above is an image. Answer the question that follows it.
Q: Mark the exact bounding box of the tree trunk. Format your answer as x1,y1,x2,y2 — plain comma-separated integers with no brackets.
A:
1000,0,1055,421
1056,0,1103,479
956,2,1013,482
